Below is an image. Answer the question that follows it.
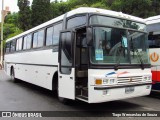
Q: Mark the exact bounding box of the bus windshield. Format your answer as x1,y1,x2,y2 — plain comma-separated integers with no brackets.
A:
90,15,146,31
90,27,150,65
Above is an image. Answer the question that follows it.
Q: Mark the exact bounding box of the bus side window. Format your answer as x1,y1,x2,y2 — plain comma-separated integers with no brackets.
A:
23,34,32,50
53,22,62,45
23,36,27,50
67,15,86,29
46,26,53,46
6,42,10,53
10,40,16,52
27,34,32,49
16,38,23,51
33,29,44,48
33,32,38,48
37,29,44,47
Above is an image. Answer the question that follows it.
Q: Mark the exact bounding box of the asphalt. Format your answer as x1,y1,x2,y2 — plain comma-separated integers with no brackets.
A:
0,70,160,120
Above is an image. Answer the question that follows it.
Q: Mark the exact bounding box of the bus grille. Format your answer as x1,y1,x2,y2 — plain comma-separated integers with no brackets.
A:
117,76,143,84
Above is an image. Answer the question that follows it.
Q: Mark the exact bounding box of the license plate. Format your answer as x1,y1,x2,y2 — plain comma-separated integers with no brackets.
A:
125,87,135,94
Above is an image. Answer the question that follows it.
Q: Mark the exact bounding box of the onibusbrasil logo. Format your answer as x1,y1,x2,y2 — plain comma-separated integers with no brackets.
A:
150,52,159,62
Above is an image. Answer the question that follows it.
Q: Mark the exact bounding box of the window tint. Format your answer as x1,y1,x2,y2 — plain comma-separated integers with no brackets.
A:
23,36,27,50
46,26,53,46
90,15,146,31
27,34,32,49
16,38,22,51
23,34,32,50
37,30,44,47
33,32,38,48
53,23,62,45
5,42,10,53
60,32,72,74
33,29,44,48
148,34,160,48
67,16,86,29
10,40,16,52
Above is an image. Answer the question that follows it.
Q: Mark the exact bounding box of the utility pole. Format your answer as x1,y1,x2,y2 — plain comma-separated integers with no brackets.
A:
0,0,4,69
0,0,9,69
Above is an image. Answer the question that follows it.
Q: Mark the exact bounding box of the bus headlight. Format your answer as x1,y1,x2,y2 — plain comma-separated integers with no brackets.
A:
103,79,109,84
143,75,152,81
95,78,117,85
103,78,117,85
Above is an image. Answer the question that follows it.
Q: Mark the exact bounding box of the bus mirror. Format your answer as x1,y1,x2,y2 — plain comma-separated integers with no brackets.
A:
87,27,93,46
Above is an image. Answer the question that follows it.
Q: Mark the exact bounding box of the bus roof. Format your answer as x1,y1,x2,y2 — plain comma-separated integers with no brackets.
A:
6,7,145,42
145,15,160,25
145,15,160,33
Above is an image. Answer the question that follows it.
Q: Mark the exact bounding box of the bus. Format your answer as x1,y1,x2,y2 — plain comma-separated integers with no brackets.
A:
145,16,160,91
4,7,152,103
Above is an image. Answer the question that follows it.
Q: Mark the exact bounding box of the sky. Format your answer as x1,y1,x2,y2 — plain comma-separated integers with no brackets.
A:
0,0,67,21
0,0,67,13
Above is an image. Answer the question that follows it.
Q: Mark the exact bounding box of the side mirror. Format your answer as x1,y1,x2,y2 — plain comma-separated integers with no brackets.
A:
87,27,93,46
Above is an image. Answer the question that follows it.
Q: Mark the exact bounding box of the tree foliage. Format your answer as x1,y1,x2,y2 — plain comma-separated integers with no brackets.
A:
18,0,32,31
2,0,160,43
31,0,52,27
1,13,23,40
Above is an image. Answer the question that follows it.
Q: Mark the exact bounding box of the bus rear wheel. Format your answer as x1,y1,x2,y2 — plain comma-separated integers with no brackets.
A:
11,68,18,83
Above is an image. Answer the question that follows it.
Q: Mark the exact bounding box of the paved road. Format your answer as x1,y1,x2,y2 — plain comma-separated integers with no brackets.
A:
0,70,160,120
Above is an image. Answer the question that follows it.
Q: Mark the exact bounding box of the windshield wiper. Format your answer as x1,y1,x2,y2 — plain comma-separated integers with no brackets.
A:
130,38,144,70
114,47,125,71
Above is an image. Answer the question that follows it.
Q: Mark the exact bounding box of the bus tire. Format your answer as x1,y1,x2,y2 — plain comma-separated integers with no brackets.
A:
10,67,18,83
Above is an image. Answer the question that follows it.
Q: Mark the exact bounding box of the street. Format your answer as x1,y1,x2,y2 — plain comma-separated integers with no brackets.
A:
0,70,160,119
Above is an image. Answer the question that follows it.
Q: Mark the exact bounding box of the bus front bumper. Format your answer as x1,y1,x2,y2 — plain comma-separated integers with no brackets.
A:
88,83,152,103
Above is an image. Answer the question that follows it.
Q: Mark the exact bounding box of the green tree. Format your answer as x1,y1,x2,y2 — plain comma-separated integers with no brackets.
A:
51,1,69,18
5,12,18,26
0,12,22,41
18,0,32,31
31,0,52,27
110,0,155,18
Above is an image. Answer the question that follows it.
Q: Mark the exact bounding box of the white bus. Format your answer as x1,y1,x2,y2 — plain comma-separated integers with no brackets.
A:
146,16,160,91
4,7,152,103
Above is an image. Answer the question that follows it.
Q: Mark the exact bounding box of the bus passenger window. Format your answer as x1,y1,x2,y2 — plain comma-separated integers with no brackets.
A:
23,36,27,50
37,30,44,47
33,32,38,48
33,30,44,48
27,34,32,49
23,34,32,50
46,26,53,46
16,38,22,51
10,40,16,52
6,42,10,53
53,23,62,45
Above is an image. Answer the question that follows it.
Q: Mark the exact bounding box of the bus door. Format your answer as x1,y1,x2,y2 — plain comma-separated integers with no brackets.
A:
58,30,75,100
